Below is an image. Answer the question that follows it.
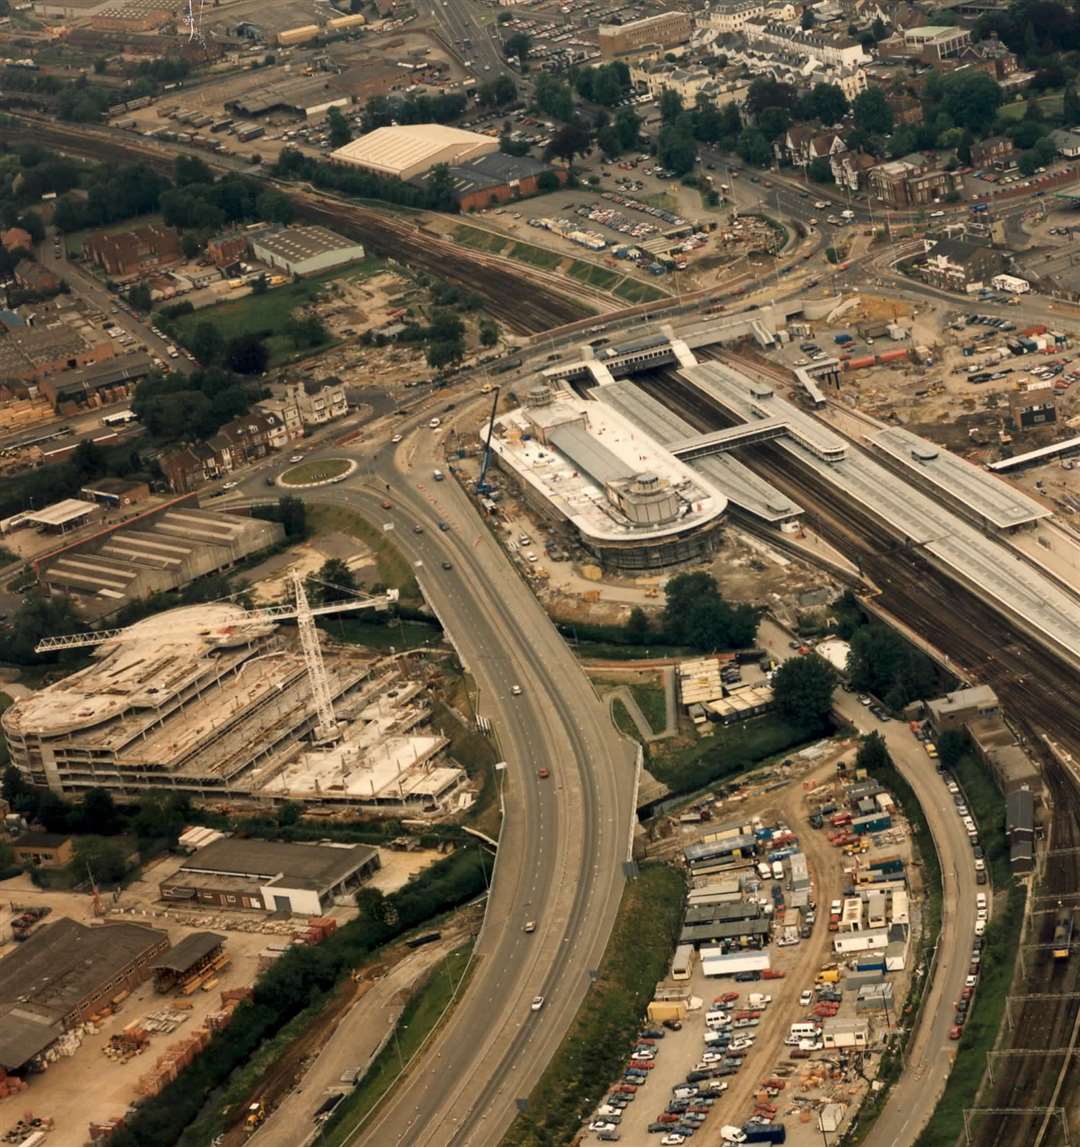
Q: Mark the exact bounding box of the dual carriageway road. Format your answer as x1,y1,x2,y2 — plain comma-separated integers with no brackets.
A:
229,400,638,1147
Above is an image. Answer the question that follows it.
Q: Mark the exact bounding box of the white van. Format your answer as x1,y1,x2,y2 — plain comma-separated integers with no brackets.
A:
976,893,988,910
757,862,772,880
429,417,442,429
789,1022,820,1040
771,860,784,880
433,469,445,482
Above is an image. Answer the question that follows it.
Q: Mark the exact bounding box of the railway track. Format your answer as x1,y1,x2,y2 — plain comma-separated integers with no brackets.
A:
5,120,591,335
639,365,1080,1147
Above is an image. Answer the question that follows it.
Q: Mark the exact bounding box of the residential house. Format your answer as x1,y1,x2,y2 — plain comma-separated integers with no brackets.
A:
831,149,878,191
13,260,62,295
868,153,962,207
216,410,286,466
705,0,766,32
255,394,306,441
159,442,223,493
781,125,848,169
1051,129,1080,158
82,224,181,277
970,136,1013,168
1,227,33,253
290,378,348,426
743,20,870,67
919,238,1007,292
956,34,1019,81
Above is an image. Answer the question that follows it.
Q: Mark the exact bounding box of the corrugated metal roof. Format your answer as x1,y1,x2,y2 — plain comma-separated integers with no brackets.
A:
547,422,634,485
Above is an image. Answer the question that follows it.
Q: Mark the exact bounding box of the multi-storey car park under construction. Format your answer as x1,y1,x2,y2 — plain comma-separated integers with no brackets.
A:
1,599,468,810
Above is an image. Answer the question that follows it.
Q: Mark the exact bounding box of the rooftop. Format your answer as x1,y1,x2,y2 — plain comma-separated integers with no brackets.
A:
151,931,225,974
927,684,1000,715
178,837,379,892
0,918,167,1026
331,124,496,177
251,225,364,264
22,498,100,528
869,426,1051,530
488,386,725,544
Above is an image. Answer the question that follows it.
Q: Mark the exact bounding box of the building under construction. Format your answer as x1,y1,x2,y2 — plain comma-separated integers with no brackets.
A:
1,589,469,811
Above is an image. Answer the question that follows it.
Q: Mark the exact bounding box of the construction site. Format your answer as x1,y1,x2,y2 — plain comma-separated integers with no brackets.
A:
0,577,469,813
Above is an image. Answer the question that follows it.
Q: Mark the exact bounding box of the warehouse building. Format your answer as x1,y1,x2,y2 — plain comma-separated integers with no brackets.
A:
249,225,366,277
331,123,498,181
413,152,561,211
680,918,771,947
598,10,692,57
36,505,282,613
159,838,381,914
151,932,226,992
0,918,168,1072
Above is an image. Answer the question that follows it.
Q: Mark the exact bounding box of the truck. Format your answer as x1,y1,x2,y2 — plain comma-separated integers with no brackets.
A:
743,1123,787,1143
866,855,904,875
851,812,891,836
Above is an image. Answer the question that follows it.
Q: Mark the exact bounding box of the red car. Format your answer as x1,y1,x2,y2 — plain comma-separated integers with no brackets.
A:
627,1060,654,1070
961,987,973,1001
658,1114,680,1123
762,969,786,980
537,768,550,779
381,500,393,509
613,1084,637,1094
949,1025,962,1040
717,992,740,1004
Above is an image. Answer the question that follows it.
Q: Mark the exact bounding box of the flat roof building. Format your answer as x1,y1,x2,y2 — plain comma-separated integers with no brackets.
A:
331,124,498,181
926,685,1000,732
10,832,74,869
598,11,692,58
249,225,366,277
159,838,381,915
487,383,726,570
0,918,168,1070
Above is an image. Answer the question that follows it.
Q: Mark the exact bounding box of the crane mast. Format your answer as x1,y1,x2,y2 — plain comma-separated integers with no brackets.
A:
291,570,342,745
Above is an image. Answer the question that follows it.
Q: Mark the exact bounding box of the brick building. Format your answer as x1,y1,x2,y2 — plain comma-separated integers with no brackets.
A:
868,153,963,207
14,260,62,295
10,832,74,868
970,136,1014,167
206,233,249,268
82,224,181,276
1,227,33,253
598,10,692,58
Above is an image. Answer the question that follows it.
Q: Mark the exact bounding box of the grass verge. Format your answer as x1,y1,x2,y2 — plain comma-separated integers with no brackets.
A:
914,882,1026,1147
952,750,1010,887
307,503,419,604
613,277,668,303
647,714,827,796
453,224,510,254
610,697,641,742
317,942,475,1146
322,616,441,651
281,458,352,485
567,261,619,289
629,681,667,735
502,864,685,1145
509,241,563,269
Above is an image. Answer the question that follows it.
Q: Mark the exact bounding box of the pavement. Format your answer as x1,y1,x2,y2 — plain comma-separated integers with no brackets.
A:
229,391,638,1147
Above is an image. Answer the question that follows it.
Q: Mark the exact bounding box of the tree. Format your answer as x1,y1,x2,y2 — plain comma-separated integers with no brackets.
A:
1065,85,1080,127
772,652,837,726
191,321,225,365
286,314,330,349
75,835,130,884
800,7,815,28
806,82,848,125
427,339,464,369
937,728,969,771
855,731,891,772
853,88,894,136
536,170,560,192
132,792,189,847
479,73,517,108
127,283,152,312
2,764,29,807
307,557,357,603
846,624,938,710
746,77,796,118
658,121,698,175
478,318,499,346
808,156,833,182
225,333,269,375
503,30,531,64
251,273,269,295
625,606,651,645
659,87,684,124
8,592,81,665
545,119,592,168
736,127,772,168
614,105,641,151
1018,149,1039,176
757,105,790,140
936,71,1002,133
256,189,294,225
80,787,122,835
326,105,352,149
175,154,213,186
533,74,575,122
662,572,759,649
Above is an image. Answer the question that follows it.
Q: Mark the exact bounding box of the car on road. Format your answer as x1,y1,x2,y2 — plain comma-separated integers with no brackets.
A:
799,990,814,1006
650,1123,672,1134
975,920,986,936
537,767,550,778
949,1025,962,1040
382,500,393,509
222,481,238,490
438,520,450,531
441,560,453,570
926,743,939,758
413,524,424,534
589,1122,618,1133
858,695,872,705
289,454,305,463
524,921,536,932
391,434,403,443
965,974,978,988
511,685,523,695
531,996,545,1011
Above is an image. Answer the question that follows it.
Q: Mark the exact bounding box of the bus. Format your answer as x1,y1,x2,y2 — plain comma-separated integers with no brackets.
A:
101,410,138,427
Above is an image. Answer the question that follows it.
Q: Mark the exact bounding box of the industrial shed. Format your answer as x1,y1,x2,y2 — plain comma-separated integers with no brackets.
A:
331,124,498,180
160,838,381,915
0,918,168,1070
249,225,366,277
151,931,226,992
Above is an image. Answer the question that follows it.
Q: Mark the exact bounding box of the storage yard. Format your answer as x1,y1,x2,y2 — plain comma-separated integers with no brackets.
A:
577,746,925,1147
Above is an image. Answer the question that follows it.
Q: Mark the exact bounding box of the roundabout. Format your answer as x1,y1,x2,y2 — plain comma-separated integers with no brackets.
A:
277,457,357,488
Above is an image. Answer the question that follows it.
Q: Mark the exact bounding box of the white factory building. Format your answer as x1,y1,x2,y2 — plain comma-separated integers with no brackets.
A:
486,382,727,570
249,225,366,277
330,123,498,181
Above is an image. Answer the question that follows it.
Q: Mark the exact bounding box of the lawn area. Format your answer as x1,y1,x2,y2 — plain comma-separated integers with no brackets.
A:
280,458,352,486
168,259,382,367
509,241,563,269
613,277,668,303
567,261,620,290
318,942,475,1147
308,504,419,604
452,224,510,254
952,750,1011,887
1000,92,1063,120
321,616,441,652
502,864,684,1145
646,713,827,796
629,680,668,735
610,697,640,741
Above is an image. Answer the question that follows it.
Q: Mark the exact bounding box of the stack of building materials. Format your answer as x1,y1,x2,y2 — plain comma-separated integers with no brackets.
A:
0,1068,28,1101
300,916,338,944
104,1024,150,1062
678,657,723,707
136,1028,212,1097
88,1117,126,1141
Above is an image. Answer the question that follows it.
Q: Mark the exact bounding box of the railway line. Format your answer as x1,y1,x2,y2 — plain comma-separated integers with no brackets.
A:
640,365,1080,1147
5,119,592,335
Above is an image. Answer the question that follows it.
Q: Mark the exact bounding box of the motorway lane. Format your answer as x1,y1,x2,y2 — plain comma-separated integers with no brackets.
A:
238,407,636,1146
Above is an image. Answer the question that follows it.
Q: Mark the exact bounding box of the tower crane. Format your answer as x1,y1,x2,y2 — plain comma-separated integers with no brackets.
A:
34,577,400,746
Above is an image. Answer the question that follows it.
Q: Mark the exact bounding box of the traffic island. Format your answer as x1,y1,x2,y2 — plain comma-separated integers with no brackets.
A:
278,458,356,488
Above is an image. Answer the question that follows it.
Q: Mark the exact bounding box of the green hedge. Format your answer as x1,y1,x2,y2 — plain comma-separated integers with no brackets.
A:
502,864,685,1146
